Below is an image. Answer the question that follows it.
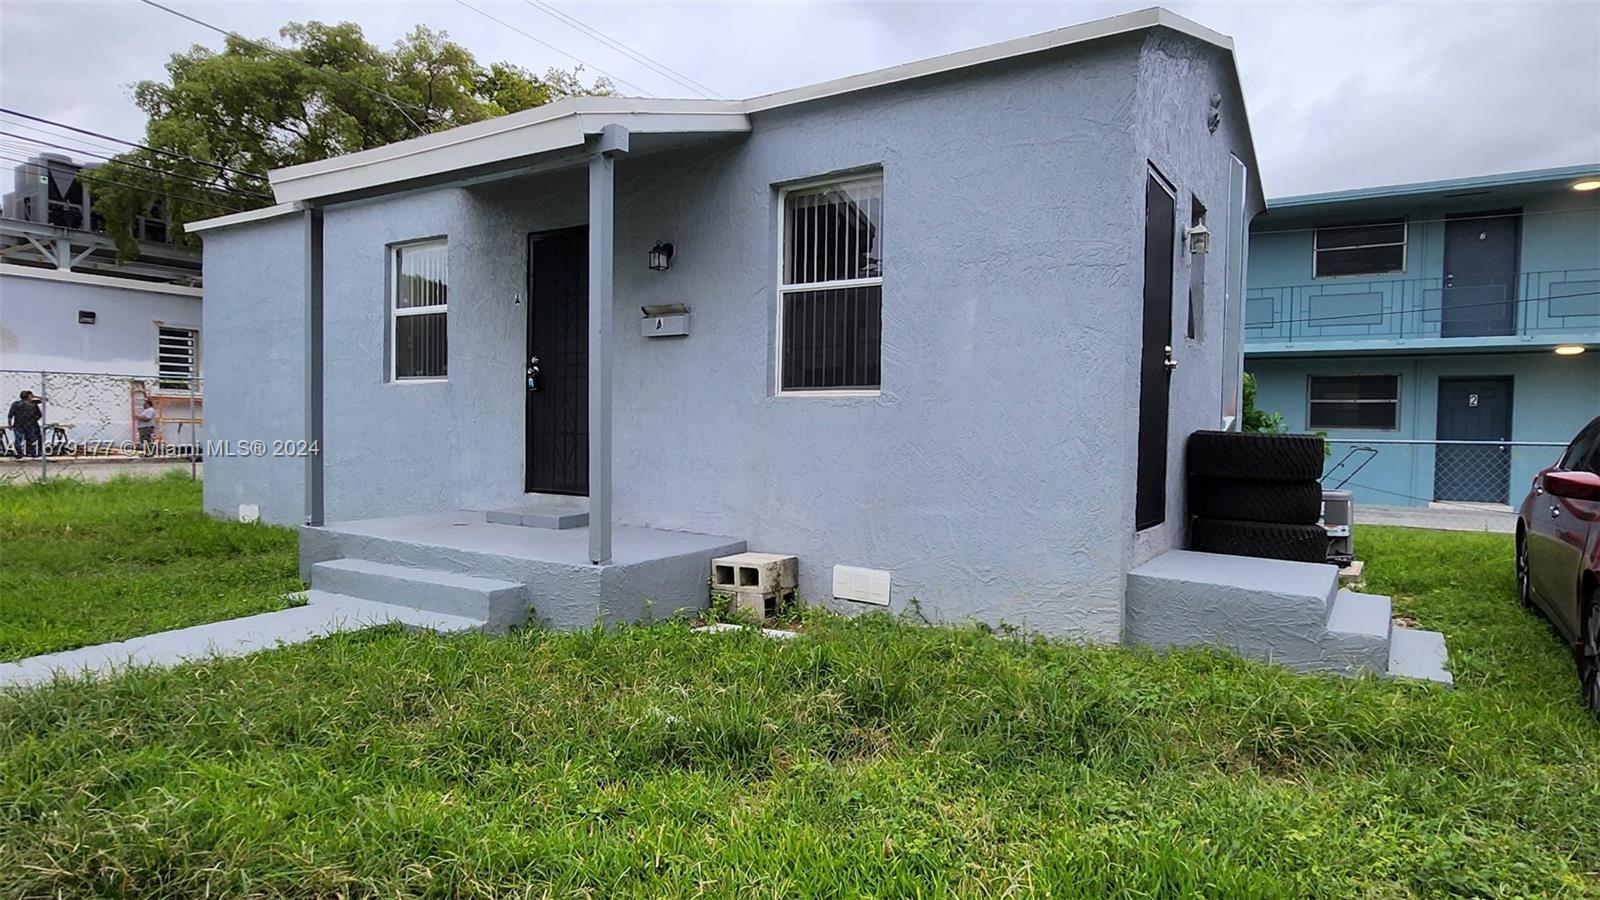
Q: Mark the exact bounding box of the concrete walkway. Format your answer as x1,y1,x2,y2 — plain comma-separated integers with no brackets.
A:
1359,503,1516,534
0,591,480,689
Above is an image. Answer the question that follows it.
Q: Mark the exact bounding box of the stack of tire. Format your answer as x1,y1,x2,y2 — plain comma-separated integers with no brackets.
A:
1186,430,1329,564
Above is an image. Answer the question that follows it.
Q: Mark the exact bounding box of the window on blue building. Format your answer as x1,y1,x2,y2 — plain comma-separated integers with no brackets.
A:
1307,374,1400,429
1313,220,1406,278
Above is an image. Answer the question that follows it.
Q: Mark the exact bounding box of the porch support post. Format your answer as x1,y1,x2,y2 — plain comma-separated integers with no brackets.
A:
304,206,325,527
588,125,628,565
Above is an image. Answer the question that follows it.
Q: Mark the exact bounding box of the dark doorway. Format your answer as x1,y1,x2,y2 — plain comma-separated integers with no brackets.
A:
1441,211,1520,338
1434,376,1513,503
1136,170,1177,530
526,227,588,495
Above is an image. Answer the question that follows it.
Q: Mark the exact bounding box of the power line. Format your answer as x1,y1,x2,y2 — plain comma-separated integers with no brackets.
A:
0,151,243,215
522,0,719,98
0,132,274,201
136,0,430,134
0,118,127,158
452,0,651,97
0,107,269,183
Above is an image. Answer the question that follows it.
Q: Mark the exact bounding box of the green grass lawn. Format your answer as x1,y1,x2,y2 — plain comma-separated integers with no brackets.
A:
0,474,303,661
1,482,1596,897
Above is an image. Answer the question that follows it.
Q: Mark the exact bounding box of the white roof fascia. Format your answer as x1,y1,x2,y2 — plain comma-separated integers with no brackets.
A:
0,262,203,297
184,202,304,234
268,97,747,205
242,6,1256,210
745,7,1228,112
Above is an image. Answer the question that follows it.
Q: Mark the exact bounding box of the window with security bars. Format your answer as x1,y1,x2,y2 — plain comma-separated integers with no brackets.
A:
157,326,197,390
392,239,448,380
778,175,883,393
1313,220,1406,278
1307,374,1400,429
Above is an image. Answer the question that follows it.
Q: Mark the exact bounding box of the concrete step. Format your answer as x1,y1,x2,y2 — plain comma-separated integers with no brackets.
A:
1314,589,1393,675
484,495,589,530
1386,626,1454,686
303,590,487,634
309,559,527,632
1126,549,1341,668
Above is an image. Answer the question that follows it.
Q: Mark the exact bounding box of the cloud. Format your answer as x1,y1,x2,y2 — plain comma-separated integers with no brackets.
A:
1,0,1594,197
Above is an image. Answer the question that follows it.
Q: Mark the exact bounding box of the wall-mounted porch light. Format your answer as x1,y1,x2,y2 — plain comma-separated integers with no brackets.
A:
1184,223,1212,255
648,241,674,271
1571,179,1600,192
1554,344,1587,356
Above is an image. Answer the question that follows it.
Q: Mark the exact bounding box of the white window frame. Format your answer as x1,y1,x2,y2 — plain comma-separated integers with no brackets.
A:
390,238,448,383
1312,220,1407,279
154,324,198,393
1306,373,1401,431
774,173,884,398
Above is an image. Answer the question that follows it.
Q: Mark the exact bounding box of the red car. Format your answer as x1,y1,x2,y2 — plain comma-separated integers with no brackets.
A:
1517,415,1600,714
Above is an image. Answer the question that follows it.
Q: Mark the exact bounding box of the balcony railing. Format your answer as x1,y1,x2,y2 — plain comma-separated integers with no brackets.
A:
1245,268,1600,347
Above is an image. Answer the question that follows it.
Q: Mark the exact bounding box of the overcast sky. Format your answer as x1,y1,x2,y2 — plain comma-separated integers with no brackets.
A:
1,0,1596,198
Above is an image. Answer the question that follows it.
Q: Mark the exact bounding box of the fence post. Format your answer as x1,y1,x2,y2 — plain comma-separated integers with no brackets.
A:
38,370,47,483
189,376,198,481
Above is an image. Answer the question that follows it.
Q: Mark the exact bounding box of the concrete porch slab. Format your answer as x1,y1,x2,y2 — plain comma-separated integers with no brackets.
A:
301,511,745,630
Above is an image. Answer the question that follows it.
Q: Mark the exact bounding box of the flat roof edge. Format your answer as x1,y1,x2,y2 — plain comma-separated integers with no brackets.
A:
1268,163,1600,209
185,202,304,234
0,262,203,296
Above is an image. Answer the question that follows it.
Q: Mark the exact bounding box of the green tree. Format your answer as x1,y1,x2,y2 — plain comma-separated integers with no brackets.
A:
85,22,610,258
1240,372,1286,434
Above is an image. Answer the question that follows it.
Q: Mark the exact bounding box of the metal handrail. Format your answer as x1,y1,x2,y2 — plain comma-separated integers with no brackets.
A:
1244,267,1600,343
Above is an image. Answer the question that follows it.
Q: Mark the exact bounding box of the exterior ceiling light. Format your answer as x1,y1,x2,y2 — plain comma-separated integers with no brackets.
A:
1554,344,1586,355
1572,179,1600,192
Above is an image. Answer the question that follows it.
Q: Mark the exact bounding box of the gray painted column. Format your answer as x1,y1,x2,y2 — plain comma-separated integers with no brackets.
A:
587,125,629,565
304,207,325,527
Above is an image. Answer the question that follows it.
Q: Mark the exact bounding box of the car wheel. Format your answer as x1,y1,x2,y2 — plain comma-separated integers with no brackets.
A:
1581,592,1599,716
1515,532,1535,609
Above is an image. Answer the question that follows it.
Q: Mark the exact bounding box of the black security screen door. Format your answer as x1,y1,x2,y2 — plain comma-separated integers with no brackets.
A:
1136,171,1176,530
1434,376,1513,503
526,228,588,495
1441,211,1520,338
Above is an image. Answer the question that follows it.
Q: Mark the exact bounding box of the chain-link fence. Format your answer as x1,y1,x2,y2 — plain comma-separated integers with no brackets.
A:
1322,437,1567,509
0,369,202,481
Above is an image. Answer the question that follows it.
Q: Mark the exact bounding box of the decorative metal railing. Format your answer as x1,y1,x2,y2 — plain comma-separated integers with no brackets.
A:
1245,268,1600,345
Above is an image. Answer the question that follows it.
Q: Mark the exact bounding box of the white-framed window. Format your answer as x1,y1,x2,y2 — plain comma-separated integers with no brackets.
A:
156,326,197,390
1313,220,1406,278
391,238,448,381
776,174,883,395
1307,374,1400,430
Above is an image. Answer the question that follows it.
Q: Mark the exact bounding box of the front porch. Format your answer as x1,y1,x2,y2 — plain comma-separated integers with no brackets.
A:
299,510,745,631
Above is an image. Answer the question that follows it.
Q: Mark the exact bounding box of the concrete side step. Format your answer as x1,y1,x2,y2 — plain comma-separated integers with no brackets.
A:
1314,590,1393,675
310,559,527,631
485,496,589,530
1387,626,1454,686
305,590,486,635
1126,550,1341,667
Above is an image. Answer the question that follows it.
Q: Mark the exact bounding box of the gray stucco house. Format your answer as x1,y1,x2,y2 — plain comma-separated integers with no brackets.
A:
188,7,1266,641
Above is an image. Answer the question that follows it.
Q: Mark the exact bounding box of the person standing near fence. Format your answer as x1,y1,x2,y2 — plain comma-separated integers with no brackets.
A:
137,399,157,453
8,390,43,458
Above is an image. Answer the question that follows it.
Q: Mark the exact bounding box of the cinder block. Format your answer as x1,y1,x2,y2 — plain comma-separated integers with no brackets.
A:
712,552,798,621
711,552,797,593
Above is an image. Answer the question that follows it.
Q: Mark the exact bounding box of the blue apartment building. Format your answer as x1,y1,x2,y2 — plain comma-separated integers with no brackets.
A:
1245,165,1600,508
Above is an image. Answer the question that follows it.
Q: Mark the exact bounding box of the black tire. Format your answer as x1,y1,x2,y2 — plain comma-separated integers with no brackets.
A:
1190,517,1328,564
1515,530,1536,610
1187,430,1325,482
1581,591,1599,716
1188,477,1323,525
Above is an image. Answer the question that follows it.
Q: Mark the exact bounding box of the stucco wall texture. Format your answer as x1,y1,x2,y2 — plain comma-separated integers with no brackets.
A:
198,31,1256,640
